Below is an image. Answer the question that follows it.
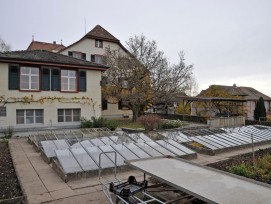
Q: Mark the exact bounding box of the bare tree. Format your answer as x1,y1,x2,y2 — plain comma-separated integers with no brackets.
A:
186,75,199,96
103,34,194,121
0,37,11,52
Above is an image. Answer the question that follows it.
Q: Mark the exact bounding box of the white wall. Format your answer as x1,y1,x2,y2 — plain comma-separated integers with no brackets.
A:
0,63,102,129
60,38,133,119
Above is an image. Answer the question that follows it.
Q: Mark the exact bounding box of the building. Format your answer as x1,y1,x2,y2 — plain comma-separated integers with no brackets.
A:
27,38,65,53
58,25,133,119
196,84,271,120
0,50,108,131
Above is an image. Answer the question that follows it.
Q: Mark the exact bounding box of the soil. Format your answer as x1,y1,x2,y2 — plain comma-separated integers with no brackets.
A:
0,141,22,200
207,147,271,183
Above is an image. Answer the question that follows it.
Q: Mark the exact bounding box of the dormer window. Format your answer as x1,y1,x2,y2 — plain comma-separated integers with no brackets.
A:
95,40,103,48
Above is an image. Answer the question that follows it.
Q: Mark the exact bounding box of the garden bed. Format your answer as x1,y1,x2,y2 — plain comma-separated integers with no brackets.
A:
0,141,23,203
207,147,271,184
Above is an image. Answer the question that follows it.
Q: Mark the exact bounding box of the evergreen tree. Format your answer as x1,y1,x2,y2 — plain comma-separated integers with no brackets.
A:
254,97,266,121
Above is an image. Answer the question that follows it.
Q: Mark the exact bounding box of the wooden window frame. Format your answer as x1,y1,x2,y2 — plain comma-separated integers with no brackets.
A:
57,108,81,123
19,66,41,92
16,109,44,125
60,69,78,93
95,40,103,48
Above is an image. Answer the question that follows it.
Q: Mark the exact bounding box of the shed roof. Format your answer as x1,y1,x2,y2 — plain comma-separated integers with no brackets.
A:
27,41,66,52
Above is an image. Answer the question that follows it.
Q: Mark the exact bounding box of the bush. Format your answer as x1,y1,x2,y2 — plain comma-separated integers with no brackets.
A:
80,117,118,131
158,119,182,129
4,126,13,138
138,114,161,131
229,163,250,177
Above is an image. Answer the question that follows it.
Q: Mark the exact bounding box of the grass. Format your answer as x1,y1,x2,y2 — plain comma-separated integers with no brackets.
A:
114,119,144,129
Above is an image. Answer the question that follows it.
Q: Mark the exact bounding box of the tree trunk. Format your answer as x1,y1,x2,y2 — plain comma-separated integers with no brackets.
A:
132,107,139,122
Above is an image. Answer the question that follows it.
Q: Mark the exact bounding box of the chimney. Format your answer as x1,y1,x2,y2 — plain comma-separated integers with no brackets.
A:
53,41,56,44
32,35,34,42
61,39,62,45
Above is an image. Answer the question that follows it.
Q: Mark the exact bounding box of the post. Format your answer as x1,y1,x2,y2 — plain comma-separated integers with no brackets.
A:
251,133,255,166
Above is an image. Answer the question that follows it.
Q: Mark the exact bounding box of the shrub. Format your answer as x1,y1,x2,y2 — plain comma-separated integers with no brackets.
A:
80,117,118,131
158,119,182,129
138,114,161,131
229,163,250,177
4,126,13,138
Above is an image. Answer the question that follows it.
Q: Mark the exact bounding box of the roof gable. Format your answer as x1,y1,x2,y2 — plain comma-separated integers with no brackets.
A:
27,41,66,52
85,25,119,42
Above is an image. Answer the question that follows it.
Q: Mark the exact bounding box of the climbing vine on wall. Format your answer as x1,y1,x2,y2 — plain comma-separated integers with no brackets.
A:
0,95,96,106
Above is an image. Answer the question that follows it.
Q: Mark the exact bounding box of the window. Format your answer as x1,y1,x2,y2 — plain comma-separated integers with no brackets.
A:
0,107,6,117
72,52,82,59
68,51,86,60
61,70,77,91
20,67,40,90
95,40,103,48
58,109,80,122
16,109,43,124
90,55,103,64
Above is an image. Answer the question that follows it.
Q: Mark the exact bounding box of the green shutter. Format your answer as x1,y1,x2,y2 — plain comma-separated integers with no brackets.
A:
8,64,19,90
102,99,108,110
82,53,86,60
41,67,50,91
118,100,123,110
51,68,60,91
91,55,95,62
79,70,86,92
68,51,73,57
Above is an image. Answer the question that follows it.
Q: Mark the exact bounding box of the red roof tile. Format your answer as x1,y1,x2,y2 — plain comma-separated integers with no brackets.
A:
27,41,66,52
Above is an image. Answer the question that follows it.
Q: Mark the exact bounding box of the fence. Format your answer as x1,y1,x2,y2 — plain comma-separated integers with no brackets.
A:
245,120,271,126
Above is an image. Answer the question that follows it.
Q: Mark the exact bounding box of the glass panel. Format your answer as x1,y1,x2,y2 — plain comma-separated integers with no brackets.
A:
85,146,114,168
69,70,76,77
123,143,151,159
55,149,82,173
21,67,30,74
99,145,125,166
62,78,68,84
31,82,39,90
58,115,64,122
58,109,64,115
62,84,68,90
35,110,43,117
61,70,68,76
41,141,57,158
135,143,162,157
70,78,76,85
112,144,139,160
31,76,39,83
26,117,34,124
69,84,76,91
16,110,24,117
30,68,39,75
65,115,72,122
26,110,34,116
21,75,29,83
16,117,24,124
71,148,98,171
65,109,72,115
54,140,70,149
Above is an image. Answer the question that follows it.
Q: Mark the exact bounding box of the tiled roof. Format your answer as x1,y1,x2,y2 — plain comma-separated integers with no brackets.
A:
27,41,66,52
85,25,119,42
59,25,129,53
0,50,108,70
200,85,271,101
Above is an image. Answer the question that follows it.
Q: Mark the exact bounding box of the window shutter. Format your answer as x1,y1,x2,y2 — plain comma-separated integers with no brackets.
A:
68,51,73,57
79,70,86,92
102,99,108,110
100,41,103,48
51,68,60,91
41,67,50,91
8,64,19,90
118,100,123,110
91,55,95,62
82,53,86,60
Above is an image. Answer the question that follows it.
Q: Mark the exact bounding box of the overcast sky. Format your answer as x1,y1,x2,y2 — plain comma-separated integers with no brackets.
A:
1,0,271,96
